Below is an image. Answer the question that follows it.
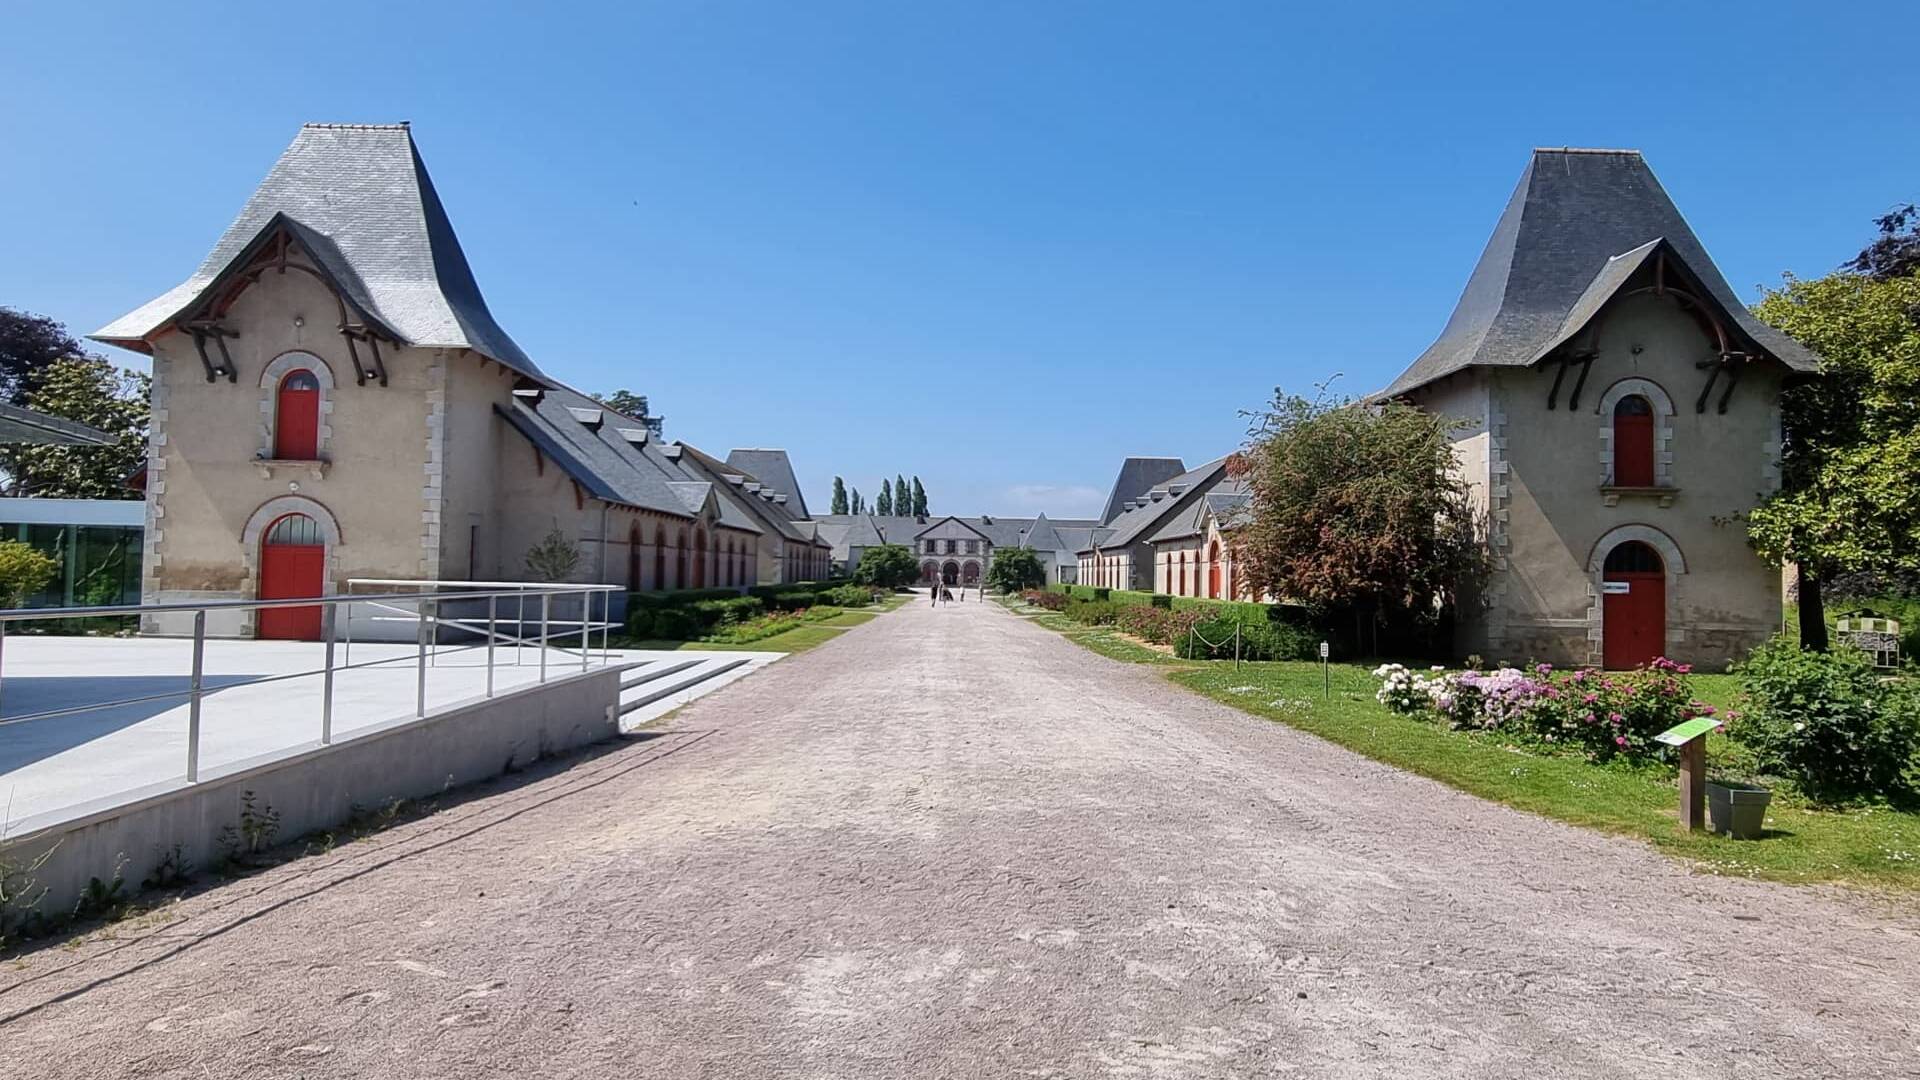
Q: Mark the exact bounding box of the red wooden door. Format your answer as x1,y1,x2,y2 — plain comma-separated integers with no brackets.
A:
1603,573,1663,669
259,514,325,640
274,371,320,460
1207,543,1222,598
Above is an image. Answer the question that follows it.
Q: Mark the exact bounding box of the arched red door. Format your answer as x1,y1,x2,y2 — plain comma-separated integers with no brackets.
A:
259,513,325,640
1602,540,1665,669
1207,542,1222,599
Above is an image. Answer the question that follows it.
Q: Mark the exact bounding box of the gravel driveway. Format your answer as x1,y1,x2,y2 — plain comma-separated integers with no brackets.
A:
2,595,1916,1077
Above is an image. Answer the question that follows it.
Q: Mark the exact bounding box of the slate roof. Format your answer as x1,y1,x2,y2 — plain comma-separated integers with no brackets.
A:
1099,457,1188,525
497,385,761,533
724,449,809,520
1380,148,1820,399
0,403,114,446
93,123,545,381
676,443,825,546
1146,479,1252,543
811,513,1105,563
1078,457,1229,553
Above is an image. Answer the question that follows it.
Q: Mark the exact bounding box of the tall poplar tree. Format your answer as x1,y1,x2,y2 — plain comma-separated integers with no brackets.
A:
830,476,849,515
895,474,910,516
877,479,893,516
911,476,928,516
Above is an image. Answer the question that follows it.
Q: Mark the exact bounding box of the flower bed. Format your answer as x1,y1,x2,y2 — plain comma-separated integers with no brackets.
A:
1374,658,1720,762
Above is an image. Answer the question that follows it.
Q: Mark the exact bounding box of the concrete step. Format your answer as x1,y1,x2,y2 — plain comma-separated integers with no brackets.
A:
618,655,754,717
620,658,704,690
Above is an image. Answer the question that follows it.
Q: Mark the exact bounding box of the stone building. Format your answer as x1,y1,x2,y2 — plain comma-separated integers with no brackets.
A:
1075,457,1232,591
1382,148,1821,669
815,512,1102,586
92,122,827,638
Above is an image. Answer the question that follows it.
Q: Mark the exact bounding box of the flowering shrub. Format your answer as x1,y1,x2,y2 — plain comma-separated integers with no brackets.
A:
1732,636,1920,801
1373,657,1718,762
1020,589,1068,611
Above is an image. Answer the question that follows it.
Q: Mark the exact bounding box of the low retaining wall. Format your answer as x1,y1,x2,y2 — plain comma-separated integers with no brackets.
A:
2,665,622,920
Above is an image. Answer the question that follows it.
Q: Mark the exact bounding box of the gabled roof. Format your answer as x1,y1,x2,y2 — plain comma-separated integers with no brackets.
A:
1099,457,1188,524
1079,457,1229,552
93,123,545,381
1148,480,1252,543
674,443,820,545
1020,513,1065,553
497,385,760,533
1380,148,1820,399
724,449,809,520
914,515,993,542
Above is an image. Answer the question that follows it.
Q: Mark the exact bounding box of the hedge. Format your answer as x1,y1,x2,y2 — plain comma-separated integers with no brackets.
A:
628,586,742,610
627,595,765,639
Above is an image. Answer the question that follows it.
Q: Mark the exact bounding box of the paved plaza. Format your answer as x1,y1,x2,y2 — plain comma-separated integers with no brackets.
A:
0,636,773,831
1,598,1916,1077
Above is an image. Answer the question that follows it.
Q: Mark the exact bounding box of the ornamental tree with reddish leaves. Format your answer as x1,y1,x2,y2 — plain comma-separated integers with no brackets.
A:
1230,390,1487,645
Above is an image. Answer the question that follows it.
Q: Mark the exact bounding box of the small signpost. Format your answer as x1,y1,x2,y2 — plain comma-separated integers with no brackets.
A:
1319,641,1330,699
1655,716,1720,831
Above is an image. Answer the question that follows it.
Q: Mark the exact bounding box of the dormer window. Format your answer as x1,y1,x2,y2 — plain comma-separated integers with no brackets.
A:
274,370,321,460
1612,395,1655,487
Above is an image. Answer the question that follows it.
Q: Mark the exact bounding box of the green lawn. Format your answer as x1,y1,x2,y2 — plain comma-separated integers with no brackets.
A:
616,601,893,655
1016,610,1920,891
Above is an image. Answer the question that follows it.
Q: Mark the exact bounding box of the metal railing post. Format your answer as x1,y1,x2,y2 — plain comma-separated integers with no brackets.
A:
517,591,526,667
321,604,336,745
0,620,7,719
539,593,550,684
486,593,497,698
416,598,431,718
343,586,352,669
581,590,591,673
187,609,206,782
602,588,612,663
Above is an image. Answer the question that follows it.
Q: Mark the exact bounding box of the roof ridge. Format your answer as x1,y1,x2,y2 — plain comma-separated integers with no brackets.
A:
303,121,411,130
1532,146,1641,155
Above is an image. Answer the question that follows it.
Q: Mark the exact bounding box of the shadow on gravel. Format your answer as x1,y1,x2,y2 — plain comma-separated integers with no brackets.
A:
0,728,722,1025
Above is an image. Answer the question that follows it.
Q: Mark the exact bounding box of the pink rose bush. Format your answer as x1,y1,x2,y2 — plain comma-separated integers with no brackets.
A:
1374,656,1716,762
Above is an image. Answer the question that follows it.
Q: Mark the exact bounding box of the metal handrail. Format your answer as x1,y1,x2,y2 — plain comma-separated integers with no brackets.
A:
0,582,621,788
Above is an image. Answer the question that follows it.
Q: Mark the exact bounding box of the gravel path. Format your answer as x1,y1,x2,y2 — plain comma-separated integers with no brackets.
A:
2,596,1916,1078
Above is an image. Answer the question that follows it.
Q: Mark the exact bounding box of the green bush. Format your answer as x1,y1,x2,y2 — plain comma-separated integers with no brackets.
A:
0,541,57,608
821,583,877,607
629,587,740,610
1064,600,1125,626
1171,613,1316,660
1020,589,1069,611
690,596,764,631
854,544,920,588
1732,636,1920,801
649,608,698,641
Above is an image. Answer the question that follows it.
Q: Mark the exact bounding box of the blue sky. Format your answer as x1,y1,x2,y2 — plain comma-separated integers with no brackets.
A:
3,2,1912,519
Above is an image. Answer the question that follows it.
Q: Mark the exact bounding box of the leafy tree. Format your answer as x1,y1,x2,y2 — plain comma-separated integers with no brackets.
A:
0,357,149,499
524,526,583,581
1749,269,1920,649
852,543,918,588
0,540,58,608
596,389,664,436
876,479,893,516
0,307,84,405
911,476,928,516
986,547,1045,593
1232,390,1486,653
830,476,849,515
895,474,910,516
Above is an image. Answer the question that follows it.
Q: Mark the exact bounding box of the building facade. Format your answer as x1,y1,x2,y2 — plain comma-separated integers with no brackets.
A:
92,123,827,638
1381,148,1820,669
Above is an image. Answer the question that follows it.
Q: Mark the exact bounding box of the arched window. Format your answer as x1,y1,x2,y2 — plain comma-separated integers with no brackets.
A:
676,530,689,590
274,370,321,460
628,523,642,590
1612,395,1655,487
693,527,708,589
652,526,665,591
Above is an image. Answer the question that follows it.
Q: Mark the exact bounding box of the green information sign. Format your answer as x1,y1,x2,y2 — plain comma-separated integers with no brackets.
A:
1655,716,1720,746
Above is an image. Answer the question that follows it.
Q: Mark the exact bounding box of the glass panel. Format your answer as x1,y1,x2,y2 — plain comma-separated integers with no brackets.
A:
1614,395,1652,417
282,370,320,391
1603,541,1663,574
265,513,321,546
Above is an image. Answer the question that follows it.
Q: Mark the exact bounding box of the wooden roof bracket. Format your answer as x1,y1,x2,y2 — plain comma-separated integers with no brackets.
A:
1545,354,1570,410
1694,352,1750,414
342,328,389,387
1566,351,1597,412
181,322,240,383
